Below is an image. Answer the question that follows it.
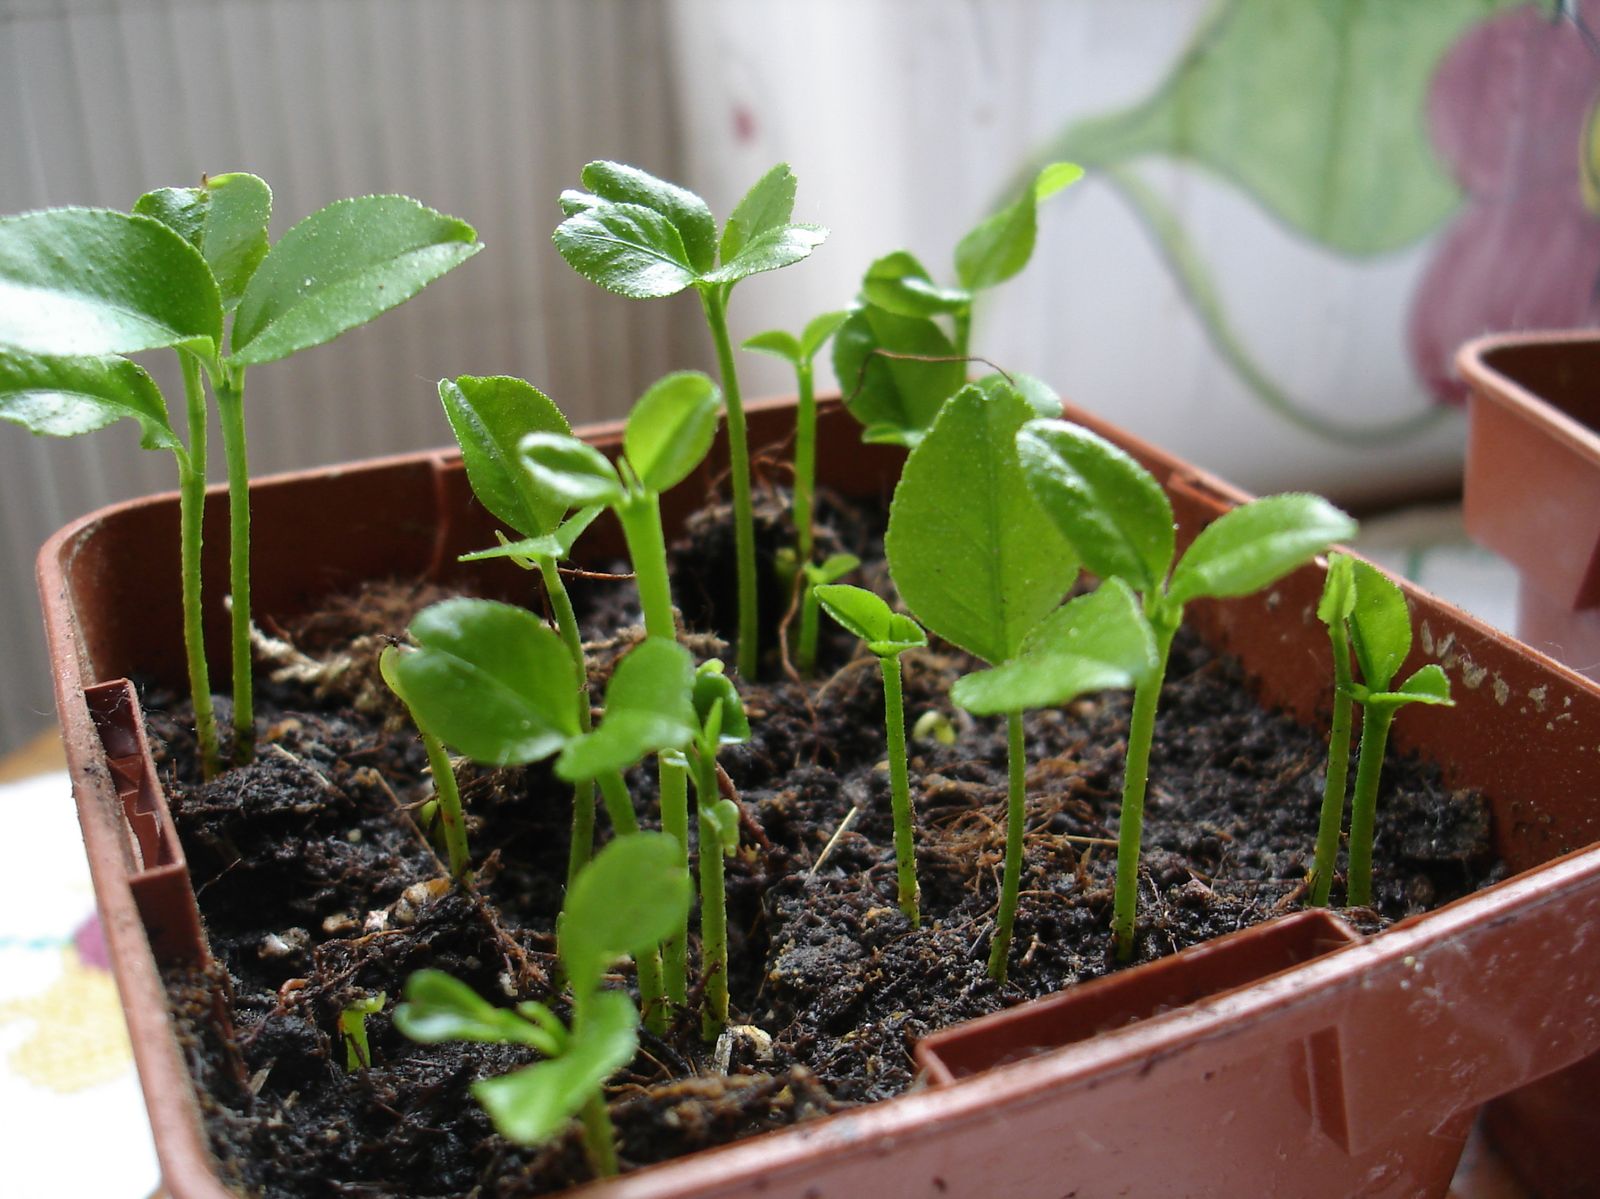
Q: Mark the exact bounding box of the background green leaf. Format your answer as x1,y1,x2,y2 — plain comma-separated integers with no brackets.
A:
0,208,221,358
1348,557,1412,689
0,348,178,452
441,375,572,538
720,162,797,264
860,251,971,319
832,305,964,447
561,833,693,996
581,161,718,275
520,432,625,508
1168,493,1354,606
886,382,1078,665
624,371,720,494
954,162,1082,292
134,173,272,311
552,201,698,300
230,195,479,366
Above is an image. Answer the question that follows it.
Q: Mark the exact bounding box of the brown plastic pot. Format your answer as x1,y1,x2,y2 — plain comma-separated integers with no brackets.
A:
40,396,1600,1198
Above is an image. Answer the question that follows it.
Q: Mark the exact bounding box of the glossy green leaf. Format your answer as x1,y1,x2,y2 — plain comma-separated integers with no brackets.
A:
561,832,693,996
552,201,698,300
520,432,625,508
231,195,479,366
1016,418,1175,594
815,584,926,657
556,638,696,781
0,208,221,358
860,251,972,319
802,552,860,587
720,163,797,264
458,507,602,566
1317,551,1356,628
441,375,572,538
392,970,557,1053
581,161,717,275
624,371,720,494
391,599,579,765
0,348,178,452
692,660,750,745
952,579,1156,715
1168,494,1355,607
473,990,637,1146
1396,664,1453,704
954,162,1082,292
832,305,964,447
887,382,1078,665
134,173,271,311
1348,558,1412,690
706,798,741,853
558,190,599,217
741,329,802,364
702,222,827,287
990,372,1062,421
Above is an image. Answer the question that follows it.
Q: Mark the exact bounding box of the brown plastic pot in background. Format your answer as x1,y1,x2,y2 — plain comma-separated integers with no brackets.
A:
40,397,1600,1198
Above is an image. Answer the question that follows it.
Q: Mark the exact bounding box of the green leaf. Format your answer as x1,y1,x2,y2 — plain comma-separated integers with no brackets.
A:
558,190,599,217
954,162,1082,292
1317,551,1356,629
952,579,1156,715
1168,494,1355,607
561,833,694,996
391,599,579,765
581,161,717,275
860,251,972,319
134,173,272,311
473,989,636,1147
1348,558,1412,690
441,375,572,539
552,201,698,300
702,222,827,287
706,798,741,853
799,310,851,361
1395,664,1453,705
814,584,926,657
624,371,720,494
991,372,1062,421
0,348,178,452
720,162,797,263
520,432,625,508
393,970,558,1053
832,305,964,447
887,383,1078,665
556,638,696,781
0,208,221,358
1016,418,1175,594
692,660,750,745
230,195,479,366
802,552,860,587
459,507,602,566
741,329,802,364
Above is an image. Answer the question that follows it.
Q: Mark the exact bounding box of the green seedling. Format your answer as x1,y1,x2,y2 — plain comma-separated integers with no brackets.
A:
442,373,603,889
796,553,861,676
1309,553,1358,907
553,162,828,677
1333,558,1454,908
833,164,1081,448
884,378,1080,980
814,584,928,925
379,647,471,881
0,176,480,773
742,310,849,569
339,991,386,1072
1016,418,1355,960
395,832,691,1177
687,660,751,1038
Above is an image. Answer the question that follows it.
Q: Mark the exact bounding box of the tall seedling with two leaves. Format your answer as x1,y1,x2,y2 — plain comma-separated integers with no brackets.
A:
1016,420,1355,959
553,162,827,677
0,175,480,774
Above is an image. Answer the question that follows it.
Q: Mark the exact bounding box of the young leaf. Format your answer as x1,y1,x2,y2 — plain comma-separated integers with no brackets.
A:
706,798,741,850
230,196,479,366
954,162,1083,293
832,306,964,447
134,173,272,311
1317,551,1357,628
720,163,798,262
886,382,1078,665
623,371,720,494
860,251,971,319
799,310,850,361
1016,418,1175,594
391,599,579,765
0,208,222,358
815,584,927,657
472,990,637,1146
802,552,861,588
951,579,1156,715
0,348,179,452
561,832,694,995
1167,494,1356,607
393,970,558,1053
1348,559,1412,691
556,638,697,782
702,222,827,287
558,190,599,217
741,329,802,364
459,507,602,565
520,432,626,508
551,202,698,300
581,161,718,275
441,375,572,538
692,661,750,745
1394,664,1454,705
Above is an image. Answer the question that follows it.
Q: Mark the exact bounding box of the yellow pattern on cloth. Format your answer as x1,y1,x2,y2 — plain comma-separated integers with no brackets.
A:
0,944,131,1092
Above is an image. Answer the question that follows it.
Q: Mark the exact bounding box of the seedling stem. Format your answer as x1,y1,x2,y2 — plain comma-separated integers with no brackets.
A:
177,353,221,777
214,367,254,763
1111,618,1176,960
700,291,758,677
1345,706,1396,908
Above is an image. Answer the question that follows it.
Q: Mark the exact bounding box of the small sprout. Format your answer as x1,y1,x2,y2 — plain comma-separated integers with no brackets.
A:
912,709,958,747
1309,553,1357,907
797,552,861,675
379,646,471,882
339,992,386,1072
395,833,691,1178
815,584,927,925
554,162,828,676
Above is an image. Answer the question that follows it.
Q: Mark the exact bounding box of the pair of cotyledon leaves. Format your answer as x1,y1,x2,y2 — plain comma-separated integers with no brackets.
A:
395,832,691,1145
885,378,1356,716
0,172,479,454
1319,553,1453,709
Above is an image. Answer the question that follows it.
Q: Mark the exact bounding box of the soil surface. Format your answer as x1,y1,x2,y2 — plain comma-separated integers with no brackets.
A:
147,493,1500,1197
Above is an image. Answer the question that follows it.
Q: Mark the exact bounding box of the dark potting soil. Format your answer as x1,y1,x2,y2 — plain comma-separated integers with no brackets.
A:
146,493,1500,1198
